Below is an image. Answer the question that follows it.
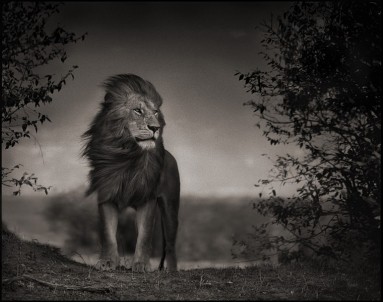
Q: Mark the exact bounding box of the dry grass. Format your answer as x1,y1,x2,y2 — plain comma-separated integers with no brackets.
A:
2,228,380,300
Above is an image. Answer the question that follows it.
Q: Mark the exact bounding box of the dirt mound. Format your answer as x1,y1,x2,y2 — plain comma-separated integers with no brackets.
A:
2,226,80,274
2,226,380,300
2,227,113,300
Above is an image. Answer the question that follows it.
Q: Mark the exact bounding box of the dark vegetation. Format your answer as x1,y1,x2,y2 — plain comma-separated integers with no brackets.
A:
234,0,381,266
2,2,86,195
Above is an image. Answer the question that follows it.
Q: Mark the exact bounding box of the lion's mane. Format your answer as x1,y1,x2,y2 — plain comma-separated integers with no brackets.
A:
82,74,165,209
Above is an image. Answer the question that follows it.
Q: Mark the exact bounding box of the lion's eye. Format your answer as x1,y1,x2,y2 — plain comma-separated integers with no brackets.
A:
154,111,159,116
133,109,143,116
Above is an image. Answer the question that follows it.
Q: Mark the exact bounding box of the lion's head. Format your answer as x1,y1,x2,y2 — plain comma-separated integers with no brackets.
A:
100,74,166,150
82,74,166,208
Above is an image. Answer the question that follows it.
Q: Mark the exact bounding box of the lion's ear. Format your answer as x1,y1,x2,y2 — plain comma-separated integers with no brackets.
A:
104,92,113,103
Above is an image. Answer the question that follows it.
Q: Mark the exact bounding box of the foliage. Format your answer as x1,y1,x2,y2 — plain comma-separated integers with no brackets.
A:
234,1,381,262
2,2,86,194
2,165,50,196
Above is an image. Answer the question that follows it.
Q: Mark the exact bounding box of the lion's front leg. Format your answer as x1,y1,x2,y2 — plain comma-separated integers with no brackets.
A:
132,199,157,272
97,202,119,271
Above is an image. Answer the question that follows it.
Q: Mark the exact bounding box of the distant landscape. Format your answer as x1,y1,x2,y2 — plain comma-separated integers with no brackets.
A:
2,189,267,269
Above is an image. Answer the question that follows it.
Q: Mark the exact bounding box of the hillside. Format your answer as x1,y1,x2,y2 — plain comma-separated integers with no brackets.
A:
2,227,380,301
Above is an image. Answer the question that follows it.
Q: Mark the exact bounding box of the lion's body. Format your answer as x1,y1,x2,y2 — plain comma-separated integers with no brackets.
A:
82,74,180,272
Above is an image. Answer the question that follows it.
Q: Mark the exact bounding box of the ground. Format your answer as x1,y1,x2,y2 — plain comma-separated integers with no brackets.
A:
2,228,381,301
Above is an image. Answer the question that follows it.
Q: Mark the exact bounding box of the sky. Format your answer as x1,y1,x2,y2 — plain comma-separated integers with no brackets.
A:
2,1,300,198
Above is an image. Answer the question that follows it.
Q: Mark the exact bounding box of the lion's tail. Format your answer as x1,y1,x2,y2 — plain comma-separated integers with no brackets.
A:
158,207,166,271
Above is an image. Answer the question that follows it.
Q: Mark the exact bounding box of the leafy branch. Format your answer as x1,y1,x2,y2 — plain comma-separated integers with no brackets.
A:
2,2,87,194
234,1,381,263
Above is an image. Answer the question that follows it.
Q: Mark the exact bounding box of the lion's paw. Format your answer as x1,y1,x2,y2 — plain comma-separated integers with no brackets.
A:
119,256,132,270
132,260,152,273
95,259,118,271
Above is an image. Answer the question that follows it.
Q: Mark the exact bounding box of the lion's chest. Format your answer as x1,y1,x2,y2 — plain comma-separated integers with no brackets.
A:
88,143,164,208
113,154,163,209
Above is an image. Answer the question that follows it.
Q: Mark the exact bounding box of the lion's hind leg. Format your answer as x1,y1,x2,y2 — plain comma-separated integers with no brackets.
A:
158,195,179,272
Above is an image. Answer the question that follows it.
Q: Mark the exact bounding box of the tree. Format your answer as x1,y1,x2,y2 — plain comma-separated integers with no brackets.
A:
234,1,381,263
2,2,86,195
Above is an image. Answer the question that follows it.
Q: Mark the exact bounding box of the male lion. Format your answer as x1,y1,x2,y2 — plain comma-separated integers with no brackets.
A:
82,74,180,272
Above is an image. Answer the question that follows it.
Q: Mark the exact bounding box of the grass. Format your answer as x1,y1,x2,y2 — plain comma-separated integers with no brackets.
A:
2,227,381,301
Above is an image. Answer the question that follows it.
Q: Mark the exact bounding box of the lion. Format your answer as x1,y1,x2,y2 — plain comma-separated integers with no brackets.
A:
82,74,180,272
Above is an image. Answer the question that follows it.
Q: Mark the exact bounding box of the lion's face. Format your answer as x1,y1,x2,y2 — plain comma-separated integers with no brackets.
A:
93,75,166,151
103,90,165,151
125,95,163,150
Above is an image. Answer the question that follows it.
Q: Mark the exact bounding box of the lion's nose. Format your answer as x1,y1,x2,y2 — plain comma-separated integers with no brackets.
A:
148,125,160,133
